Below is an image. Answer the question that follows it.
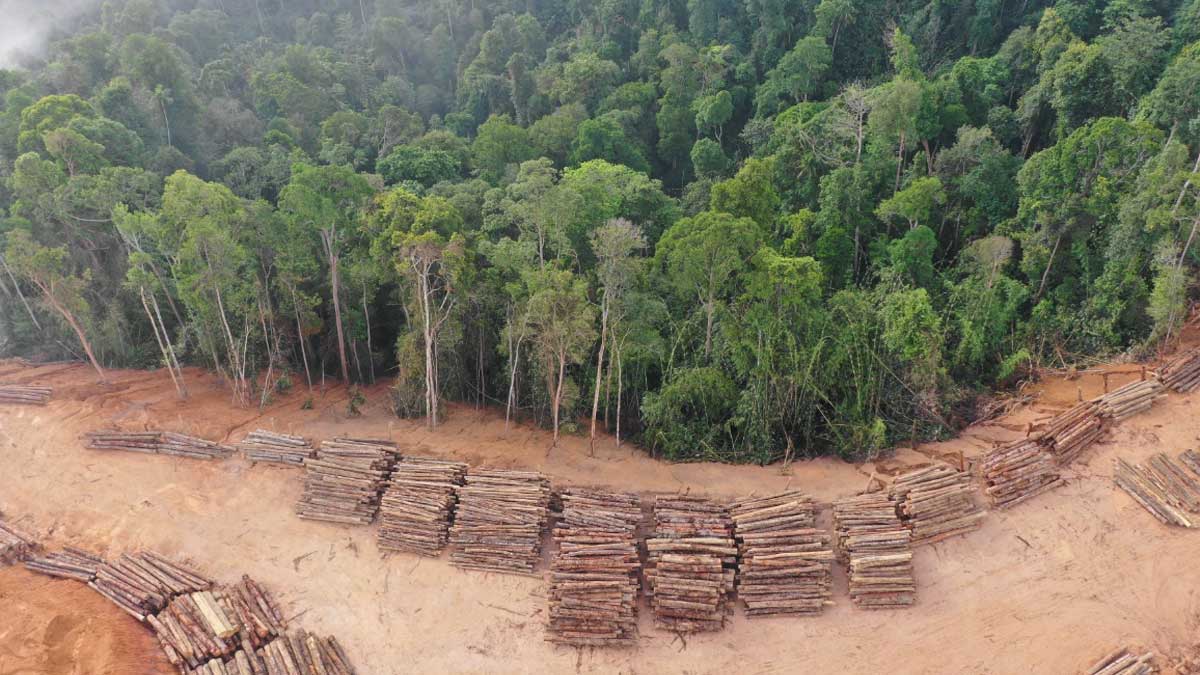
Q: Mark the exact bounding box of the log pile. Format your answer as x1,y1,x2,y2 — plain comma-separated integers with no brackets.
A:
644,495,737,632
149,590,243,665
199,633,354,675
377,457,468,556
0,384,51,405
546,488,642,646
0,518,36,564
23,547,104,581
223,576,287,649
448,469,551,574
237,430,315,466
1040,401,1104,464
295,438,397,525
833,493,915,609
149,575,287,670
981,439,1063,509
1087,647,1157,675
90,551,213,621
1113,455,1200,528
1180,449,1200,476
85,430,163,454
731,491,833,617
84,430,234,459
889,466,985,545
1158,347,1200,393
1094,379,1166,422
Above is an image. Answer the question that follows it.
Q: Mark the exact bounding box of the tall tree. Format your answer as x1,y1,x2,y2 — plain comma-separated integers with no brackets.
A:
587,218,645,451
4,230,107,382
525,268,596,446
278,163,374,385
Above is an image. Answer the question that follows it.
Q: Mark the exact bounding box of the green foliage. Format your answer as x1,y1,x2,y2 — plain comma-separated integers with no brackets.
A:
471,115,536,184
642,366,738,461
709,158,781,232
876,177,947,231
3,0,1199,464
377,146,461,186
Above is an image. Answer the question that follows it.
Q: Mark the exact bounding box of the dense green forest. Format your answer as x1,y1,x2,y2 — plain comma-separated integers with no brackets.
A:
1,0,1199,463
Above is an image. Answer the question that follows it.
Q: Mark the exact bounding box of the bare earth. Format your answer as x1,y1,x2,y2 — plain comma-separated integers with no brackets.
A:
0,358,1197,674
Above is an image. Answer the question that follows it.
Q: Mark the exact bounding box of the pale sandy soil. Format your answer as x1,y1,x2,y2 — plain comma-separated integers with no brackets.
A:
0,357,1197,674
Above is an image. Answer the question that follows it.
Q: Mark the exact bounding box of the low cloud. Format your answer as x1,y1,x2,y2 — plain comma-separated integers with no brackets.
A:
0,0,100,68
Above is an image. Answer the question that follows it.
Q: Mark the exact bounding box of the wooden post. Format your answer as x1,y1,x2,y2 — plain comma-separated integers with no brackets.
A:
1077,386,1083,402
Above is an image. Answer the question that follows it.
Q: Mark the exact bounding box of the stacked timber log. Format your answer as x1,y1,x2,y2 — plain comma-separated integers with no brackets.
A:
1094,379,1166,422
85,430,164,454
159,432,237,459
149,575,287,671
1145,453,1200,512
1040,401,1104,464
833,493,915,609
199,633,355,675
0,384,51,405
644,495,737,632
546,488,642,646
237,430,315,466
889,466,985,544
295,438,397,525
1087,647,1157,675
981,439,1063,508
90,551,213,621
1113,455,1200,528
23,547,104,581
0,518,36,563
378,457,468,556
1159,347,1200,393
1181,449,1200,476
448,469,551,574
84,430,234,459
151,590,243,664
731,491,833,617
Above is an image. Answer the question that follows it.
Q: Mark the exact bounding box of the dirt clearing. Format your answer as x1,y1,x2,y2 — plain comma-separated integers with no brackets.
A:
1,360,1199,673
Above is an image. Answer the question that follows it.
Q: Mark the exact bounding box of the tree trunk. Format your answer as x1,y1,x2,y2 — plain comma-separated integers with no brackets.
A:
506,331,522,429
894,130,906,194
1,255,42,329
615,345,623,446
1179,214,1200,269
703,294,715,358
290,284,312,389
140,286,183,398
322,229,351,385
257,299,275,410
477,321,485,409
36,280,106,382
211,281,246,404
1171,150,1200,215
551,351,566,446
1034,233,1063,302
159,96,171,147
423,273,437,428
149,289,185,398
362,282,375,384
588,293,609,454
